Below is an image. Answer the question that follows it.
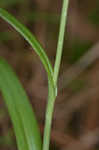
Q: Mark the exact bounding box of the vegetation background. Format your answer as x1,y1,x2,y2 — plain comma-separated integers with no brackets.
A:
0,0,99,150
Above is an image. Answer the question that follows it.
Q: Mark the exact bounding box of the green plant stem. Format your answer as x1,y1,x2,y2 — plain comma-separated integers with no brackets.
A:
54,0,69,85
42,81,55,150
43,1,69,150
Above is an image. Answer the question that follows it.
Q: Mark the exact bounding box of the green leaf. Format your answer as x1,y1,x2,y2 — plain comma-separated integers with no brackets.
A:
0,8,56,97
0,58,42,150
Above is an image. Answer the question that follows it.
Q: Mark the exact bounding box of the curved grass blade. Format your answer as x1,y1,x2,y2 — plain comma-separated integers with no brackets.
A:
0,58,42,150
0,8,56,97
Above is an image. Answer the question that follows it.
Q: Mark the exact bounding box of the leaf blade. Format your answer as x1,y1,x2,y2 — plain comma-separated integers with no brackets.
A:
0,8,56,97
0,58,42,150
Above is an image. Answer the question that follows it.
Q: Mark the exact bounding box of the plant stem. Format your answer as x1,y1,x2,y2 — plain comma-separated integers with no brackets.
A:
43,1,69,150
43,82,55,150
54,0,69,85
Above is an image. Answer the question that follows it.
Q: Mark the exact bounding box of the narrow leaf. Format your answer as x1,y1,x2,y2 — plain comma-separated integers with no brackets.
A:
0,58,42,150
0,8,56,97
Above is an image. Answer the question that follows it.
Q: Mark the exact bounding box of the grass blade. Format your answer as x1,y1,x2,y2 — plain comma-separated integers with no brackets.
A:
0,58,42,150
0,8,56,97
